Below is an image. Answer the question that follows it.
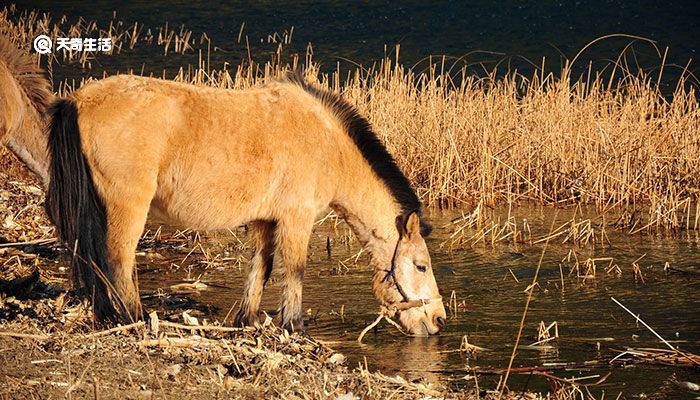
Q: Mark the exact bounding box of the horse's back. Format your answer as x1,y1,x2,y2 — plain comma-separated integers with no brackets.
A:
72,75,349,229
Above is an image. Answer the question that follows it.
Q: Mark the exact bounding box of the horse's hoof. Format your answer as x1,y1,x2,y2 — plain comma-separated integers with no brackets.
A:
233,309,259,327
279,318,306,334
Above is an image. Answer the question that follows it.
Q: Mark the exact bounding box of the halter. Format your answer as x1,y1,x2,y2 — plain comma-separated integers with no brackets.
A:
381,238,443,316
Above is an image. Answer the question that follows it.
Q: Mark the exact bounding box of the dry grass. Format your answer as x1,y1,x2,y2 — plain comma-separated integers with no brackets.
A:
3,5,699,237
132,41,700,238
182,47,699,238
0,293,465,399
342,58,698,235
0,5,198,55
203,49,700,238
141,55,700,240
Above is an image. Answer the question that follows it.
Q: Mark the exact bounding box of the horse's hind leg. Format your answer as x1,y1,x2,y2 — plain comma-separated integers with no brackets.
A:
103,192,154,322
234,220,276,326
276,211,314,332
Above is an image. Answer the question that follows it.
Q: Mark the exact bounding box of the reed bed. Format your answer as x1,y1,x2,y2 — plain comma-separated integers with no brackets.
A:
158,56,700,241
207,53,700,238
232,51,699,237
0,4,199,71
2,5,699,238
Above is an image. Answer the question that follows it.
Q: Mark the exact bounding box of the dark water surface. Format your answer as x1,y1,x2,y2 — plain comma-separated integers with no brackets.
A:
10,1,700,92
133,208,700,399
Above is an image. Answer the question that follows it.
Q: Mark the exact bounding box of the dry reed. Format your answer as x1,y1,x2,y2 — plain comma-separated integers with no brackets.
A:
2,5,699,241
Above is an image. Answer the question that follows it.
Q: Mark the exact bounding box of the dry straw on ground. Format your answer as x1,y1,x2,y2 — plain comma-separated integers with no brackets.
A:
0,291,460,399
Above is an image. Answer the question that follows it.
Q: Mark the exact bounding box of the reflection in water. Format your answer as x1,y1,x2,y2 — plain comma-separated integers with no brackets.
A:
133,207,700,398
359,336,447,385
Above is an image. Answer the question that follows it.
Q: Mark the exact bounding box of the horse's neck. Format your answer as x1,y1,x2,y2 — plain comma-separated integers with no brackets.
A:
332,175,403,305
3,102,50,186
331,161,401,272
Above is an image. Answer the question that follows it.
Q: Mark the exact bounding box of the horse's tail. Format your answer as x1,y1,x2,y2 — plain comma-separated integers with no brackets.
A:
46,98,123,322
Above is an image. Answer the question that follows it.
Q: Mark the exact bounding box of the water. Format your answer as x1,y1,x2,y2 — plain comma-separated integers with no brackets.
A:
134,208,700,398
9,1,700,93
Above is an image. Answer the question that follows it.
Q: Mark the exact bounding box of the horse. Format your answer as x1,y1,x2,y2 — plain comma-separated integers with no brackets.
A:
0,38,53,185
1,38,447,335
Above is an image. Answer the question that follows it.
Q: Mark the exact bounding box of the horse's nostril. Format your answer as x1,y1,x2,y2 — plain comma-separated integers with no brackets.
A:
435,316,446,329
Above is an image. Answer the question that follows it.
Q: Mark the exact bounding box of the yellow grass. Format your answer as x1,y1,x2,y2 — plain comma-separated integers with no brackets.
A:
2,5,699,235
176,52,700,234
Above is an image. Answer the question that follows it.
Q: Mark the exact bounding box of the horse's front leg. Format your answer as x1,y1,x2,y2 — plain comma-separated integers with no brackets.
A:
276,212,314,332
234,220,276,327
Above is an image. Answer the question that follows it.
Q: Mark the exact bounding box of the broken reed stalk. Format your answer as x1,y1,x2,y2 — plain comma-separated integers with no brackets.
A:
498,212,558,399
611,297,675,352
0,238,57,248
610,347,700,367
0,331,49,340
83,321,145,338
0,322,144,342
357,314,384,343
158,321,255,333
357,311,410,343
611,296,700,366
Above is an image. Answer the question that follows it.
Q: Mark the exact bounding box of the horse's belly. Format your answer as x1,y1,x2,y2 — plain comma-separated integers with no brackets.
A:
149,189,268,231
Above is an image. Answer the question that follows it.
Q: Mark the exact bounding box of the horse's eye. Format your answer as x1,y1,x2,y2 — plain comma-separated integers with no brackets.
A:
416,265,427,273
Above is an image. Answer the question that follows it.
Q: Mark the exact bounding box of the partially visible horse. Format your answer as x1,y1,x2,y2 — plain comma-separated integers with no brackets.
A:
1,38,446,335
0,38,52,185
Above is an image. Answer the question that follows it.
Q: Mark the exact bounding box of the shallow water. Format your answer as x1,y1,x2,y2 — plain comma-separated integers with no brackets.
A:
134,207,700,398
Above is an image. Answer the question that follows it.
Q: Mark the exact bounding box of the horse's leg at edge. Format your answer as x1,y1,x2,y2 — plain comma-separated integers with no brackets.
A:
104,193,154,322
276,211,314,332
234,220,276,326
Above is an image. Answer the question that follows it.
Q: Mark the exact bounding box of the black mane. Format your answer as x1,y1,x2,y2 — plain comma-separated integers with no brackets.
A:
285,73,431,236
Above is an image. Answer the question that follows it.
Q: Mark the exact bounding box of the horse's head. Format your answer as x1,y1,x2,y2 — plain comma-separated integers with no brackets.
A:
378,211,446,335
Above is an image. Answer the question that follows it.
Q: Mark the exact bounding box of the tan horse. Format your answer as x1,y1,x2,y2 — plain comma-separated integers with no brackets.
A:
2,39,446,335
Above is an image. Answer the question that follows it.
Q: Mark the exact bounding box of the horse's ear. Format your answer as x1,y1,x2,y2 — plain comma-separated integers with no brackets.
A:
405,211,421,237
396,211,430,239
